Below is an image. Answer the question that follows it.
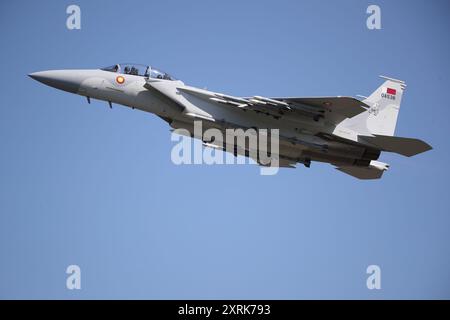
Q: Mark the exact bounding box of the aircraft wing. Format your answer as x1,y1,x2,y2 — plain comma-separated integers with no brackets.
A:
200,140,297,168
276,97,370,120
178,87,369,123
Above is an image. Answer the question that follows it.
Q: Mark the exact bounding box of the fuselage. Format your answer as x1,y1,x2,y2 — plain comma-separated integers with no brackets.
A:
28,64,381,169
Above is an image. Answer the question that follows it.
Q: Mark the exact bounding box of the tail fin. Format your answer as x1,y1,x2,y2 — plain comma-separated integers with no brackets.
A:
346,76,406,136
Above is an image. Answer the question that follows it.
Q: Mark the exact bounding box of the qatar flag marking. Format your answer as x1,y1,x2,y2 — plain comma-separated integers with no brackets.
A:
386,87,396,95
381,87,397,100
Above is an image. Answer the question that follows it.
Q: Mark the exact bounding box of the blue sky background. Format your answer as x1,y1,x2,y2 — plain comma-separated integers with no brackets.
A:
0,0,449,299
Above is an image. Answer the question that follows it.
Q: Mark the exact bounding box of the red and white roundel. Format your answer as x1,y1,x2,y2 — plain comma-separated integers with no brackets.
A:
116,76,125,84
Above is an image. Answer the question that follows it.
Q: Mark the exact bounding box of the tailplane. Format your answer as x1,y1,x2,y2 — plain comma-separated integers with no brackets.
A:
359,135,432,157
336,160,389,180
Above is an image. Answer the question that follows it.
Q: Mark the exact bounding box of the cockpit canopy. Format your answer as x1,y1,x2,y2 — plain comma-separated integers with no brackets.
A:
101,63,176,80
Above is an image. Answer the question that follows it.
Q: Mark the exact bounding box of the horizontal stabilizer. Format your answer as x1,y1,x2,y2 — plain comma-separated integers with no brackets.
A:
336,160,389,180
359,135,432,157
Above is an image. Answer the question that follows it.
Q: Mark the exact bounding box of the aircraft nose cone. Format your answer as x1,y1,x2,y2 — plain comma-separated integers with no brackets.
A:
29,70,83,94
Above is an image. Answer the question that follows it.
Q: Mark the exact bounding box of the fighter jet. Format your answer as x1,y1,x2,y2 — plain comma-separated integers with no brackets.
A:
29,63,432,179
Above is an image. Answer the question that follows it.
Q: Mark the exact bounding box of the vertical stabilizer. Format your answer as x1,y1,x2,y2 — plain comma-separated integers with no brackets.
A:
345,76,406,136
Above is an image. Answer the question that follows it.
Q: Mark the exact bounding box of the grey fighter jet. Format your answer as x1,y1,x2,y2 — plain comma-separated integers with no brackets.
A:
29,63,432,179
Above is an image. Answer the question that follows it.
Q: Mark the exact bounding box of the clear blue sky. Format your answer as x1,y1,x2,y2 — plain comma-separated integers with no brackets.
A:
0,0,449,299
